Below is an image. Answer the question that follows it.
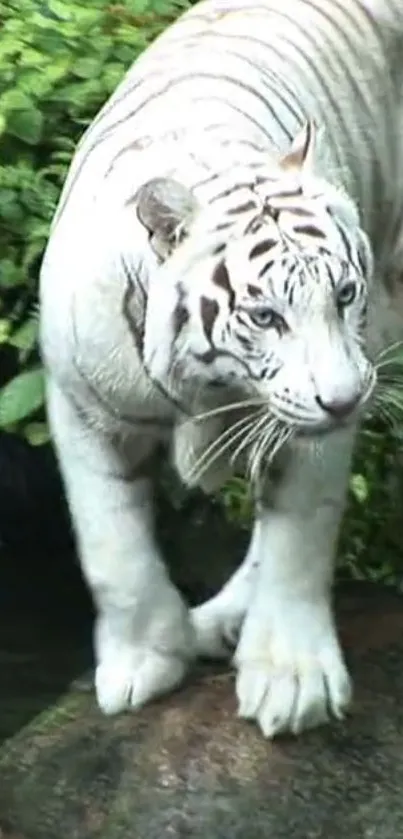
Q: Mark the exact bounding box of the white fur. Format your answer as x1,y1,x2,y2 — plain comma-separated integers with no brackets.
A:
234,427,355,735
191,547,258,657
47,382,196,713
191,427,357,735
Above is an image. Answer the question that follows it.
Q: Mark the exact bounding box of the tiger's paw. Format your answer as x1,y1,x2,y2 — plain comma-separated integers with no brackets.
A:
95,646,190,715
234,613,352,737
191,595,245,659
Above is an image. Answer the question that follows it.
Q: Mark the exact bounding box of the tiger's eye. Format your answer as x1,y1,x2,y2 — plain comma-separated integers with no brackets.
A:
337,282,356,308
249,308,287,333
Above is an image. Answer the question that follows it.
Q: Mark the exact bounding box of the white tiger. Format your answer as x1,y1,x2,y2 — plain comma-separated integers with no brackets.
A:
39,0,403,738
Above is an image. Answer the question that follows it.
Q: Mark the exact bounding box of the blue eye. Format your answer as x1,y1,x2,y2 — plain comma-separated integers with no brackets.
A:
249,307,287,333
337,282,356,308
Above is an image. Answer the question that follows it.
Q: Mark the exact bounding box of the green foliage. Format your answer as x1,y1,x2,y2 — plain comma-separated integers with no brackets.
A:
0,367,45,426
0,0,191,439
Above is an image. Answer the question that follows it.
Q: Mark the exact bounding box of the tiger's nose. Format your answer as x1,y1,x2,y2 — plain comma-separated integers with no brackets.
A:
315,393,360,419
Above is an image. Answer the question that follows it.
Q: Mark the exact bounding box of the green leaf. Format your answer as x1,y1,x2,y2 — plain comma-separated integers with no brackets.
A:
0,368,45,426
0,259,23,288
73,57,105,79
24,421,50,446
8,316,38,351
0,319,11,343
0,188,24,224
0,88,33,111
47,0,72,21
18,47,47,67
349,473,369,504
6,107,44,145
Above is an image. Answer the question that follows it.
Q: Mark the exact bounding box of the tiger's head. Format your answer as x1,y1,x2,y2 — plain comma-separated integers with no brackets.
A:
139,122,375,438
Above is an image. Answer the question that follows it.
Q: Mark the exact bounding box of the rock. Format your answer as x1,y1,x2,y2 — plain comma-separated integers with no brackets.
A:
1,585,403,839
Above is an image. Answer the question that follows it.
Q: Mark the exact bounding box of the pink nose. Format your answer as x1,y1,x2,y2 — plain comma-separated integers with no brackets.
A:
315,394,360,419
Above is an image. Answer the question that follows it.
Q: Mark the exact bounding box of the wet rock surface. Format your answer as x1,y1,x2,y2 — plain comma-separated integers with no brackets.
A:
1,585,403,839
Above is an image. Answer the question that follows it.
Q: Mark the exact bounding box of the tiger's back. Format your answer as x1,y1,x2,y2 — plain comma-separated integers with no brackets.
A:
51,0,403,250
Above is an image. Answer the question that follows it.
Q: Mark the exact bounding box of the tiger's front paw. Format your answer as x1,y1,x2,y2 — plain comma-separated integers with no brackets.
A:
234,610,352,738
94,598,196,715
95,645,190,715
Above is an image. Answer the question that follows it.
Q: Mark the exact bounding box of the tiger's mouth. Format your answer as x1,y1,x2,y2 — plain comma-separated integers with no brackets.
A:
294,418,354,438
269,405,361,441
269,405,355,436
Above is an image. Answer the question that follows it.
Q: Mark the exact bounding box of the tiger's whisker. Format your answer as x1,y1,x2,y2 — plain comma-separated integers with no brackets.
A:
374,340,403,363
191,398,268,423
231,410,270,465
189,417,260,485
247,418,283,484
186,411,260,483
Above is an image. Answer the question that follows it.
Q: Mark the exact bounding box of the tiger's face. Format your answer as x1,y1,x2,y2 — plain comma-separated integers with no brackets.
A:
140,122,376,437
191,235,373,435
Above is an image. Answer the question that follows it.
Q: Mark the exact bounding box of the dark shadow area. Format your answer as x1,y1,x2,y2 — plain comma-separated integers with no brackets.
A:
0,431,92,743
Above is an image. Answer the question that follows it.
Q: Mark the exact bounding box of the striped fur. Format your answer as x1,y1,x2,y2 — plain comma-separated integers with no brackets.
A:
39,0,403,738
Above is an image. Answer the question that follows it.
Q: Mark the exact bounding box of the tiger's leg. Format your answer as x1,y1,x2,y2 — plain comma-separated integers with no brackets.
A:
47,380,195,715
234,426,355,738
191,548,259,659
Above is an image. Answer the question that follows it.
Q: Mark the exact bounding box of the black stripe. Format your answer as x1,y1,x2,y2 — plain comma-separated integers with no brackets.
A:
250,239,277,259
237,334,254,350
293,224,326,238
173,287,189,340
215,221,233,232
90,72,151,132
272,188,303,200
281,206,312,216
247,283,263,298
193,172,222,191
200,296,219,346
336,223,354,264
211,182,256,203
228,200,256,215
201,32,305,125
258,259,275,278
267,364,282,380
211,260,235,311
122,277,145,358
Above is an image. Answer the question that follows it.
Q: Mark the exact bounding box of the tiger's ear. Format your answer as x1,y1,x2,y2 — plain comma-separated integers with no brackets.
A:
325,188,374,277
356,228,374,279
279,120,320,172
136,177,199,261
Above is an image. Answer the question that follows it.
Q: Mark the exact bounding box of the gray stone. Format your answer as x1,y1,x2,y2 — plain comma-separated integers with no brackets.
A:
1,585,403,839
